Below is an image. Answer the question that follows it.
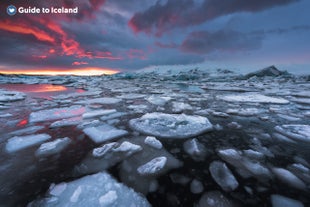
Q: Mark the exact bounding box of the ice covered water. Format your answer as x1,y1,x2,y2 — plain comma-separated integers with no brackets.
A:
1,70,309,207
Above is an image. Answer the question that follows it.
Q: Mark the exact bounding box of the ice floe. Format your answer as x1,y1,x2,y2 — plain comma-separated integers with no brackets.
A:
76,97,121,105
83,124,128,143
29,106,85,123
197,191,235,207
0,89,26,102
82,109,116,119
129,112,213,139
28,172,150,207
271,167,307,190
35,137,71,157
274,125,310,143
219,93,289,104
6,134,51,153
144,136,163,149
271,194,304,207
183,138,208,161
137,156,167,176
146,95,171,106
190,179,204,194
209,161,239,192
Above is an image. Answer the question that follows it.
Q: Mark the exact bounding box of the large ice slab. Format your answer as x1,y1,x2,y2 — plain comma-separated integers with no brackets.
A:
209,161,239,192
0,89,26,102
29,106,85,123
6,134,51,153
28,172,151,207
129,112,213,139
274,125,310,143
219,93,289,104
83,124,128,143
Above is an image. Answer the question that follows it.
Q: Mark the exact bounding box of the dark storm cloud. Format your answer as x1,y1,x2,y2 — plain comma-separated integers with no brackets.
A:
129,0,300,36
181,30,263,54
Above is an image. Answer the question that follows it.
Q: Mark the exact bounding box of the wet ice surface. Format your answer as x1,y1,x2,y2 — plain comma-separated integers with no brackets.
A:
0,71,309,206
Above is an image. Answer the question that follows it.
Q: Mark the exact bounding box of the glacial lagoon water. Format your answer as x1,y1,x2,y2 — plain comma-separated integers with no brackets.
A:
0,72,309,207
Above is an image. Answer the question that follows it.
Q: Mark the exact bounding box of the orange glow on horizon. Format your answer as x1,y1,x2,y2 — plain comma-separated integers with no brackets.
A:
0,67,120,76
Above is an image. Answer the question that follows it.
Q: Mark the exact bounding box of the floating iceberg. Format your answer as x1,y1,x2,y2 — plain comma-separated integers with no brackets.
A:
130,113,213,139
144,136,163,149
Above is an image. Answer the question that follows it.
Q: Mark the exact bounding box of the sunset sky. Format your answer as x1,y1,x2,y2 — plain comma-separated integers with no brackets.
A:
0,0,309,75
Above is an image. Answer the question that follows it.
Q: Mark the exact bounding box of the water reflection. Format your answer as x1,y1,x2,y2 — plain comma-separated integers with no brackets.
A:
0,84,84,99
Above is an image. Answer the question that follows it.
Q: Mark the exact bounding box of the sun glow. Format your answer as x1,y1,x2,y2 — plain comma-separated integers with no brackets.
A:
0,67,120,76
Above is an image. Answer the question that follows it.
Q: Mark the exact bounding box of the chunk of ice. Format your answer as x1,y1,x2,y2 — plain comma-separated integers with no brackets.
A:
209,161,239,192
35,137,71,157
29,106,85,123
83,124,128,143
112,141,142,156
82,109,116,119
130,112,213,139
183,138,208,161
146,95,171,106
190,179,204,194
219,93,289,104
76,97,121,105
0,89,26,102
275,125,310,143
144,136,163,149
271,167,307,190
28,172,151,207
197,191,235,207
137,157,167,176
271,194,304,207
6,134,51,153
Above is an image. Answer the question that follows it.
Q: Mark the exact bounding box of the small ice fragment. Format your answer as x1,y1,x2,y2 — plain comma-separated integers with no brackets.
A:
144,136,163,149
209,161,239,192
35,137,71,157
137,157,167,176
271,194,304,207
190,179,204,194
